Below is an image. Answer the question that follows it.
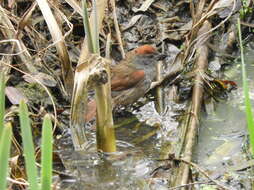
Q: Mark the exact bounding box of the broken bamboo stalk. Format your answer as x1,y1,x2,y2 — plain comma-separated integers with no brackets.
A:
173,20,211,187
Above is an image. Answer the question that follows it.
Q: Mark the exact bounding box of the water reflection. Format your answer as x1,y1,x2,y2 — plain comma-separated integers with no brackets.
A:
57,99,179,190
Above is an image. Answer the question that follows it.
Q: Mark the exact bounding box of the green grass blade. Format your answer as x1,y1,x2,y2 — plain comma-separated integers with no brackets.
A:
19,100,39,190
237,18,254,154
0,72,5,136
92,0,99,54
40,114,53,190
82,0,94,53
0,123,12,190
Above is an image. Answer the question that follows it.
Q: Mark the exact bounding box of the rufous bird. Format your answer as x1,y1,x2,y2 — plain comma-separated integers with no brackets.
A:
85,45,165,121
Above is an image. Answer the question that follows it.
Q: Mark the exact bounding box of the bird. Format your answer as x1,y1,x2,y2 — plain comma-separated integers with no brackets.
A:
85,45,165,121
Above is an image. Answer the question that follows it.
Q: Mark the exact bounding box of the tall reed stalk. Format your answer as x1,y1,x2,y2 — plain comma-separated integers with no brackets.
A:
82,0,116,152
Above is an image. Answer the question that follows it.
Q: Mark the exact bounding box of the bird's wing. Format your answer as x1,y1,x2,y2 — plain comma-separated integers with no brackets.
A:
110,64,145,91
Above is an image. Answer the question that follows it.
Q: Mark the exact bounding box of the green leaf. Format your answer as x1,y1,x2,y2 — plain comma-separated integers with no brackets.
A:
0,72,5,137
0,123,12,190
19,101,39,190
92,0,99,54
40,114,53,190
82,0,94,53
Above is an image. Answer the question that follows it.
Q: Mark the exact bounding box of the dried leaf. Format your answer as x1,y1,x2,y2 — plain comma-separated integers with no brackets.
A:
133,0,155,12
5,86,28,105
122,15,142,31
23,72,57,87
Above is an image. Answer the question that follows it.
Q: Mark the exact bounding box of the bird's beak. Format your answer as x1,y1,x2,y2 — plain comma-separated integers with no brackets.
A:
156,53,167,60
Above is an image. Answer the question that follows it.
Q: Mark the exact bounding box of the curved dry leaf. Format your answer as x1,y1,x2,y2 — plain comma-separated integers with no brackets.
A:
23,72,57,87
35,0,74,94
210,0,241,18
132,0,155,12
122,15,142,31
5,86,28,105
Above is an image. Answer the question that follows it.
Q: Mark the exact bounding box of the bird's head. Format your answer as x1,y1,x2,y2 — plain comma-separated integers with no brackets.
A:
131,45,166,71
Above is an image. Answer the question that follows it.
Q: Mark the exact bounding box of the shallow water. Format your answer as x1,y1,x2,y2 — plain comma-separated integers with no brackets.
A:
194,49,254,189
57,99,181,190
57,49,254,190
